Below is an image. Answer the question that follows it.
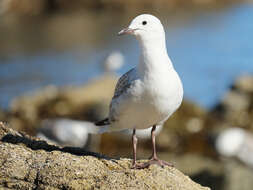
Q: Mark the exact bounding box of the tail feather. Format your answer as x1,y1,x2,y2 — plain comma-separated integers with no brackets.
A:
95,118,110,134
95,118,110,126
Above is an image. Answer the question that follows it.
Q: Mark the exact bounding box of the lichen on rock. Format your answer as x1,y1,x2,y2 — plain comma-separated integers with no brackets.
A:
0,122,210,190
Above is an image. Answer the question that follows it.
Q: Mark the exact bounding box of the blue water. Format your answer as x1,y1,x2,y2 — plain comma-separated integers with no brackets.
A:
0,4,253,110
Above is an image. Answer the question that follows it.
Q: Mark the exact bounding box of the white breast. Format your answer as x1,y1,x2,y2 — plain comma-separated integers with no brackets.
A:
142,68,183,125
111,68,183,130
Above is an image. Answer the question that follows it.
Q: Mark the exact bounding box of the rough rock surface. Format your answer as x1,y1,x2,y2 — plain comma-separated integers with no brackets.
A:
0,122,210,190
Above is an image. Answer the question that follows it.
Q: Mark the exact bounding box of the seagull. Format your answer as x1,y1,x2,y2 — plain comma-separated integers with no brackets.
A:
215,127,253,168
37,119,93,147
96,14,183,169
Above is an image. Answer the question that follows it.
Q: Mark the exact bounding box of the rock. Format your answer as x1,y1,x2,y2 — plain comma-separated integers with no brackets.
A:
221,91,251,126
8,76,117,135
222,91,250,112
169,154,224,190
211,75,253,130
234,75,253,94
0,108,6,121
0,122,210,190
223,159,253,190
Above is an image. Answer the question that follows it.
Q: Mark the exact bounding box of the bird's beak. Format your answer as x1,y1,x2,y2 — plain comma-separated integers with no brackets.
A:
118,28,136,36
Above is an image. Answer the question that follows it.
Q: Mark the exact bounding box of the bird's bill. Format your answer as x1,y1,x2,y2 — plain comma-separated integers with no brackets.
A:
118,28,136,36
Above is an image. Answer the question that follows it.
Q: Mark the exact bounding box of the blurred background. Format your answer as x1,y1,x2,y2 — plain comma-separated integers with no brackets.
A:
0,0,253,189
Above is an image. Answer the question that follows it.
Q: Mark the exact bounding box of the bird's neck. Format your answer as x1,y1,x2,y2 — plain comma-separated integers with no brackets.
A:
137,37,173,77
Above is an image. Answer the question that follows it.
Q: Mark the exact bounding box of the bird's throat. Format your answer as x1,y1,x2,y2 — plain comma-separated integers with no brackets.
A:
137,38,173,77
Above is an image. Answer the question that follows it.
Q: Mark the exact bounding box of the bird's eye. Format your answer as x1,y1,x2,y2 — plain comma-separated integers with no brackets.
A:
142,21,147,25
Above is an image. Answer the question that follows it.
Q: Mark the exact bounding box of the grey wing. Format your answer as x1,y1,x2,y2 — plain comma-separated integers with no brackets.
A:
109,68,137,122
112,68,137,99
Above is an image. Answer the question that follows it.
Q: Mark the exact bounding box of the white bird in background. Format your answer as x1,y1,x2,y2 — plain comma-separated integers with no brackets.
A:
103,51,124,73
96,14,183,169
37,119,96,148
215,127,253,168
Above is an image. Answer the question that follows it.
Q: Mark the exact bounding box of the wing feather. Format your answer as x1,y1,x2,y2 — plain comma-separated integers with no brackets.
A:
112,68,136,99
109,68,137,122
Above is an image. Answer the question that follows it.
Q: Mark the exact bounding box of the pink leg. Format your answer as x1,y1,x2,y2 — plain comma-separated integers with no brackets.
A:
131,129,142,169
136,125,174,169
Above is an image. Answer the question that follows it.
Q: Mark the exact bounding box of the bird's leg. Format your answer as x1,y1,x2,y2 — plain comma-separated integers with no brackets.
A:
131,129,142,169
132,129,138,166
138,125,174,169
151,125,158,159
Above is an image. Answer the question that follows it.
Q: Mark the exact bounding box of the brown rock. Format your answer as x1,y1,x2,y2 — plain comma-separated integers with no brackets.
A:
210,75,253,130
234,75,253,94
223,160,253,190
8,76,117,135
0,122,210,190
0,108,6,121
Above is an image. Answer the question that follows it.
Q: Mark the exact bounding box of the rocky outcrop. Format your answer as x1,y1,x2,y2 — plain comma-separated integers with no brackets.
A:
0,122,210,190
4,76,116,135
211,75,253,130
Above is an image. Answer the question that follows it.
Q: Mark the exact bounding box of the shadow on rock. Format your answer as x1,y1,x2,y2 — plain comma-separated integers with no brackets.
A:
1,133,113,160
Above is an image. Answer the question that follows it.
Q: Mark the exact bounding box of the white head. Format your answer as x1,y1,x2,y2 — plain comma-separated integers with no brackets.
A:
118,14,165,43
